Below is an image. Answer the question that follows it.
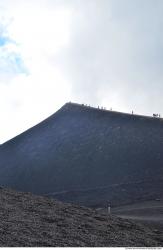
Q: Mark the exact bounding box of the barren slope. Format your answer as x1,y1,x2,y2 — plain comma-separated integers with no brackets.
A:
0,187,162,247
0,102,163,206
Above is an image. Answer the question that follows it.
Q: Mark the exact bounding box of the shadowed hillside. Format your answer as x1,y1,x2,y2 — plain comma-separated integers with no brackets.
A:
0,102,163,206
0,187,162,247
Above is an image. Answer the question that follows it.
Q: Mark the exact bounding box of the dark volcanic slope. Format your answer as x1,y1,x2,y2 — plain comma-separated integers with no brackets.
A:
0,103,163,206
0,187,162,247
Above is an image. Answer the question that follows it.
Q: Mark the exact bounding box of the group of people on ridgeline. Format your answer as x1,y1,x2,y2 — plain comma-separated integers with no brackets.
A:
79,103,162,118
153,113,161,118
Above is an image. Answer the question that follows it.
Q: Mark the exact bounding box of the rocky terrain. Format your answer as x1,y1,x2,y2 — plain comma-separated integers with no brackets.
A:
109,200,163,232
0,187,162,247
0,102,163,207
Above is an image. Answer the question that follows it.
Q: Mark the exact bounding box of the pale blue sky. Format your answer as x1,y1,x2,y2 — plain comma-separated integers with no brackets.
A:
0,36,7,46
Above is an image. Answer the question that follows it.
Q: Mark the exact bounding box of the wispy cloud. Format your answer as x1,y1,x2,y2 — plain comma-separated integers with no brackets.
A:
0,0,163,143
0,1,73,142
0,49,28,76
0,20,28,82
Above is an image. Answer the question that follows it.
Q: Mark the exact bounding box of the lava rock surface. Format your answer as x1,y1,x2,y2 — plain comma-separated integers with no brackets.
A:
0,187,162,247
0,103,163,206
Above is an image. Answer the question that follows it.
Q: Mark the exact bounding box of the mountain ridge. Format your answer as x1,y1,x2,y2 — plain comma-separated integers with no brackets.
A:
0,102,163,207
1,102,162,145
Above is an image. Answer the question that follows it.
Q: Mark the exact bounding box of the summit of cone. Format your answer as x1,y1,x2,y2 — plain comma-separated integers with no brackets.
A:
0,102,163,207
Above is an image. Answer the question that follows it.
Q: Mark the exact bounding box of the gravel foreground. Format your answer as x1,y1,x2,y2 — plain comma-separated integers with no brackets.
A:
0,187,162,247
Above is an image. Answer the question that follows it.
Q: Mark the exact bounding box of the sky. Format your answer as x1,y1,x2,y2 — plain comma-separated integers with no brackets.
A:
0,0,163,143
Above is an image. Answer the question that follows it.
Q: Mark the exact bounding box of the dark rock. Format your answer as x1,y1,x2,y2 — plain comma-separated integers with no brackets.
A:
0,187,162,247
0,103,163,207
